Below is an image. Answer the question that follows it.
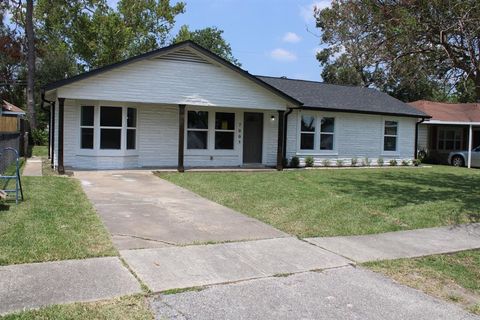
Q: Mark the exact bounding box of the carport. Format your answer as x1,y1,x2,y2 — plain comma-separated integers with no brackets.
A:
410,100,480,167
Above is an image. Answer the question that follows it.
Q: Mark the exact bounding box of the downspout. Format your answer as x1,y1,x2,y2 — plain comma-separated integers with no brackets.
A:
41,90,54,161
414,117,426,159
282,107,294,161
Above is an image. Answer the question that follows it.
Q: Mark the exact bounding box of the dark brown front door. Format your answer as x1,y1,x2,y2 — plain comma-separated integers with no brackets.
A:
243,112,263,163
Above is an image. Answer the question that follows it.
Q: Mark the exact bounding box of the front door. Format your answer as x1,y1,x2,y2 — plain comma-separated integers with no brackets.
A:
243,112,263,163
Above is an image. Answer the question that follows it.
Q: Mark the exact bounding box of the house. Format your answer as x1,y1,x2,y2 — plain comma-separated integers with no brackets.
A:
42,41,429,172
1,100,25,133
410,100,480,167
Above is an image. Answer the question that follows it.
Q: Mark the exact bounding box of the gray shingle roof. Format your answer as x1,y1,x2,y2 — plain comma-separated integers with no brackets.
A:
257,76,429,118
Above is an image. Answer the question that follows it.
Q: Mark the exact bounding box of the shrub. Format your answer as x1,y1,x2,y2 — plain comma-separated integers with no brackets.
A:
282,158,289,168
305,156,314,167
322,159,330,167
362,157,371,167
377,157,384,166
336,159,344,167
290,156,300,168
389,159,398,166
351,157,358,167
412,158,421,166
31,128,48,146
401,159,410,166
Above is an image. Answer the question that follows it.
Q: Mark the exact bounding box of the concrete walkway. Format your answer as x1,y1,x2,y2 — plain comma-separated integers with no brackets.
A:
75,170,286,250
0,257,141,315
306,223,480,262
22,157,42,176
151,266,480,320
121,237,352,292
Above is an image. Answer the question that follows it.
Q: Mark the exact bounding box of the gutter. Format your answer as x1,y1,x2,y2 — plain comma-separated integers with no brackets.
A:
282,107,294,160
414,117,427,159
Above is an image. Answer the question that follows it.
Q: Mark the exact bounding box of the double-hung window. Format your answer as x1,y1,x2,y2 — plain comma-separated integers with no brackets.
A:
126,108,137,150
80,106,94,149
300,114,335,151
438,128,462,150
100,107,123,149
215,112,235,149
383,120,398,152
187,111,209,149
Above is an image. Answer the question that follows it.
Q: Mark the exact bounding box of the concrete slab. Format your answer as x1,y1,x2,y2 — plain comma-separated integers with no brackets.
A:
151,267,480,320
112,235,173,250
121,237,351,292
23,157,42,176
0,257,141,315
306,223,480,262
74,170,287,249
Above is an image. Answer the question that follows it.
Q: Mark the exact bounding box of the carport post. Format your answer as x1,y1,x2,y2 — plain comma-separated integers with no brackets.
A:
57,98,65,174
468,124,473,168
178,104,186,172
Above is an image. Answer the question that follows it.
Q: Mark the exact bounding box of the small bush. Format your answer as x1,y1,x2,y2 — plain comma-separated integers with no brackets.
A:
31,128,48,146
377,157,384,166
401,159,410,166
412,158,421,166
351,157,358,167
322,159,330,167
290,156,300,168
336,159,344,167
282,158,289,168
362,157,371,167
389,159,398,166
305,156,314,167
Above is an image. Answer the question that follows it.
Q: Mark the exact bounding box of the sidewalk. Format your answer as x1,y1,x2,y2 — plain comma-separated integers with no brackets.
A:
306,223,480,262
22,157,42,176
0,257,141,316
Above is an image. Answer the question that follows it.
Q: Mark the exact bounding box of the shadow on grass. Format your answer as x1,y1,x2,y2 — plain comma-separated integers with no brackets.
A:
324,170,480,224
0,203,10,211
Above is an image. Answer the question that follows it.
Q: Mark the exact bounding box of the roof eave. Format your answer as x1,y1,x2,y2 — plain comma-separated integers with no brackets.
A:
300,106,431,118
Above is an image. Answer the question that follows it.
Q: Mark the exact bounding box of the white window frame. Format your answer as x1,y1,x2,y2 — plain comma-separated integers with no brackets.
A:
186,110,209,150
382,119,399,154
297,112,337,155
80,105,95,150
77,104,138,156
437,127,463,151
126,107,137,150
214,112,236,150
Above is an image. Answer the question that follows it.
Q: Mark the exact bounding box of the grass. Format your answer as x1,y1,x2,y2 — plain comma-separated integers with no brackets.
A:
31,146,48,157
365,250,480,315
0,295,153,320
0,175,116,265
157,166,479,237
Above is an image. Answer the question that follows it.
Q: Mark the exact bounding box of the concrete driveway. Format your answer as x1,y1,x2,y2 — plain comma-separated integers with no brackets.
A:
74,170,286,250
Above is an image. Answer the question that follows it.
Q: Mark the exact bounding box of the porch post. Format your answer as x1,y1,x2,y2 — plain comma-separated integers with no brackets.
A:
57,98,65,174
50,101,55,167
468,124,473,168
276,110,285,170
178,104,186,172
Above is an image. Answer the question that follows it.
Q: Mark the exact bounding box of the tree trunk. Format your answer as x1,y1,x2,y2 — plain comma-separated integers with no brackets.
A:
26,0,36,129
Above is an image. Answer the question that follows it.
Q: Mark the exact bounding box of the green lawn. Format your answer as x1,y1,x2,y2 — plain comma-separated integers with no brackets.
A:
31,145,48,157
1,295,153,320
158,166,479,237
0,175,116,265
365,250,480,315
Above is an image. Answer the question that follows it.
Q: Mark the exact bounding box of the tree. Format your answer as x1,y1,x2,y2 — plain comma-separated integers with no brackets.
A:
315,0,480,102
173,25,241,66
25,0,36,128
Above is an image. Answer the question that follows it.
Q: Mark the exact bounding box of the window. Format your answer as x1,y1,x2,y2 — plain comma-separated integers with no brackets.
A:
300,115,315,150
300,115,335,151
320,117,334,150
215,112,235,149
438,128,462,151
384,120,398,152
79,106,137,152
100,107,122,149
126,108,136,150
187,111,208,149
80,106,94,149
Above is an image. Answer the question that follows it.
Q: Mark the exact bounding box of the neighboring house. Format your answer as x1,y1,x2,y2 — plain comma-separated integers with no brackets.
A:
42,41,429,172
0,100,25,133
410,100,480,166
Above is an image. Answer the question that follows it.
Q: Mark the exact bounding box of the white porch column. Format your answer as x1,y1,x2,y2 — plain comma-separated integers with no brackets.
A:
468,124,473,168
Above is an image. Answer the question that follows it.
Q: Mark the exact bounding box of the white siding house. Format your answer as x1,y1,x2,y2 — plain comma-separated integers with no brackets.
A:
44,41,429,172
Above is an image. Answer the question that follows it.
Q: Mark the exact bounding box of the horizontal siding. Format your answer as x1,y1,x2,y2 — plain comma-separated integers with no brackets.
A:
57,49,289,110
286,110,416,166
